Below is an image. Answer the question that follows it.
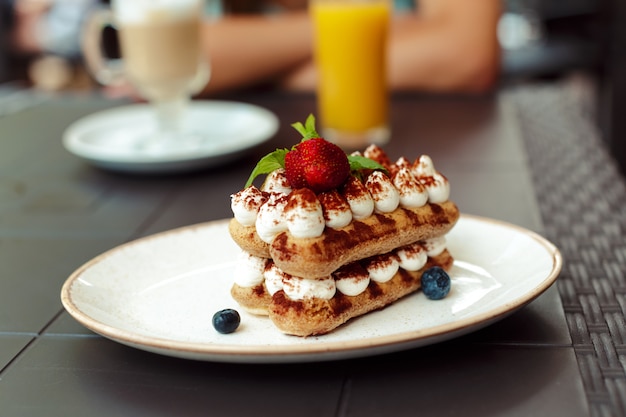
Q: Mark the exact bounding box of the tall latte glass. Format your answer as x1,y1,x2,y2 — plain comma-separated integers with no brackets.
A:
82,0,209,153
311,0,390,150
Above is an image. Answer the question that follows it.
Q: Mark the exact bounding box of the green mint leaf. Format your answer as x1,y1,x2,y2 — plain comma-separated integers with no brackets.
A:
244,148,288,188
305,114,317,134
348,154,388,173
291,121,306,137
291,114,319,140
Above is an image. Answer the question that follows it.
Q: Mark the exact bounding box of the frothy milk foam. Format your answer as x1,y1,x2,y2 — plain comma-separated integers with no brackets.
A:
114,0,200,24
113,0,208,101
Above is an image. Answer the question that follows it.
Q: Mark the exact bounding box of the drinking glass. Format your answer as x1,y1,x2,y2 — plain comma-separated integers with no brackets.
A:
82,0,210,154
311,0,391,150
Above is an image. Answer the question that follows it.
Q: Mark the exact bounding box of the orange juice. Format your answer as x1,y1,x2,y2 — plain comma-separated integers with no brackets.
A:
311,0,390,147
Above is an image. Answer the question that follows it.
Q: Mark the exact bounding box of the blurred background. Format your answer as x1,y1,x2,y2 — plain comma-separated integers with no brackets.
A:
0,0,612,92
0,0,623,172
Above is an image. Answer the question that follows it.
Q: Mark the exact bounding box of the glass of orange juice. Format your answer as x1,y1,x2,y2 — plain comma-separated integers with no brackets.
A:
311,0,391,149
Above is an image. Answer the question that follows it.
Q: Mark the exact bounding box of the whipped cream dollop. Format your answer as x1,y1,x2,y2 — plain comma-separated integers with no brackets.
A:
341,175,375,220
363,253,400,283
231,186,267,226
284,189,325,238
263,262,286,295
334,263,371,296
363,144,392,168
231,146,450,242
396,242,428,271
423,236,447,257
261,168,292,196
233,251,267,287
283,275,336,300
366,170,400,213
413,155,450,203
318,190,353,229
393,167,429,208
256,194,289,243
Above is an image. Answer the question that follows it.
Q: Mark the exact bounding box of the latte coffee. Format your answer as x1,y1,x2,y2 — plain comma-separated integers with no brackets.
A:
114,1,208,101
81,0,210,147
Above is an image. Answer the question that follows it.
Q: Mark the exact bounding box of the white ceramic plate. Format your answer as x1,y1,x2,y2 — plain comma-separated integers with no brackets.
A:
61,215,562,363
63,101,278,174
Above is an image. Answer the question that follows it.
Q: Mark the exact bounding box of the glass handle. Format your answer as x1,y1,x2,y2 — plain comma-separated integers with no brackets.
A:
81,8,125,86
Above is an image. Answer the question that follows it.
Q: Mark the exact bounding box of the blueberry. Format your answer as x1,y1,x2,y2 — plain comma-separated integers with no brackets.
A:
212,309,241,334
420,267,451,300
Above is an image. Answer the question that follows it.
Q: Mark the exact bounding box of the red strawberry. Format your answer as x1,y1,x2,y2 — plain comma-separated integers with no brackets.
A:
284,115,350,193
285,138,350,193
284,149,307,188
243,115,386,192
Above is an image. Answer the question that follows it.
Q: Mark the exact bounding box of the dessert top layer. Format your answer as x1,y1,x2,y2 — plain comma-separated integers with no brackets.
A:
231,144,451,244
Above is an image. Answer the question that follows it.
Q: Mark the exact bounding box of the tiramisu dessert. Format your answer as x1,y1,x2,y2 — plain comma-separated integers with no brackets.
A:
229,115,459,336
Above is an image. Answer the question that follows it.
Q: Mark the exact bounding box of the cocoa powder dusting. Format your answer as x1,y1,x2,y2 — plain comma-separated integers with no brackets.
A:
311,241,323,256
322,220,379,253
318,190,350,221
362,253,397,270
374,213,396,227
253,284,265,296
399,269,414,284
392,169,412,190
341,176,367,200
363,145,392,169
334,262,369,280
331,293,353,315
323,228,352,247
366,177,384,195
285,188,318,212
368,281,383,298
419,176,436,187
431,203,443,215
243,188,268,210
273,233,295,261
403,208,419,223
273,291,305,313
430,204,448,224
351,220,374,236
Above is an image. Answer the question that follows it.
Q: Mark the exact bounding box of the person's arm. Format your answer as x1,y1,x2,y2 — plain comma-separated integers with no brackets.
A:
387,0,501,92
201,12,312,94
282,0,501,93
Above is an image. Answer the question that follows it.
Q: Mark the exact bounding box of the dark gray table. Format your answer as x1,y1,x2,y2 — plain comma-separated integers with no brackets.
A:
0,83,600,416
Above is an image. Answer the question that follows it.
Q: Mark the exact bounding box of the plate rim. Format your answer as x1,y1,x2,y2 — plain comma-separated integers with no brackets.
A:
62,100,279,169
60,214,563,362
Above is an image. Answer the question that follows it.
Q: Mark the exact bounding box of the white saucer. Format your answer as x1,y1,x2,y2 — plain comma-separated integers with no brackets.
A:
63,101,279,174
